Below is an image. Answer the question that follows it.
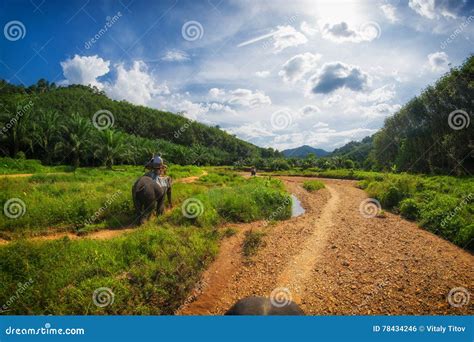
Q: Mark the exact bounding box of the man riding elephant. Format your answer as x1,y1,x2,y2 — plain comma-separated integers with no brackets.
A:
132,155,172,224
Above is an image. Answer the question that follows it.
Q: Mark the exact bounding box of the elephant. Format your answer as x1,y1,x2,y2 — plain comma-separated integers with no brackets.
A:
225,296,304,315
132,176,172,225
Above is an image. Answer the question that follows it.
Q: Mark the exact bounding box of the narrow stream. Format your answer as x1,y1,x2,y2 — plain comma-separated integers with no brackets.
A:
291,194,305,217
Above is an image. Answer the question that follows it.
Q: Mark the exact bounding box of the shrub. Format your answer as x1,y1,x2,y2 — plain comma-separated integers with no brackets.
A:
399,198,419,220
302,180,325,192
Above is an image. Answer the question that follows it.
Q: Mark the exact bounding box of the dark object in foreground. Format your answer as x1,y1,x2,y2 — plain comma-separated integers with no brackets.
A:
225,296,304,315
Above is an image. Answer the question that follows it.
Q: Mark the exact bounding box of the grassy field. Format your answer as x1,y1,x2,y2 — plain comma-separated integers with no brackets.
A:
263,167,473,249
0,159,292,314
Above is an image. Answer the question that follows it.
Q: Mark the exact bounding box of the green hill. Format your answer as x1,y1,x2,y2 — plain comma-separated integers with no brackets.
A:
0,81,280,167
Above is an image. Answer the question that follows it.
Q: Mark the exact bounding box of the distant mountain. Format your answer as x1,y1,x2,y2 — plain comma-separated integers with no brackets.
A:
282,145,330,158
330,136,374,163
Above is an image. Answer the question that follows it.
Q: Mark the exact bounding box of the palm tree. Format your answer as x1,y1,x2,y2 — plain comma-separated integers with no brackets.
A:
93,129,128,169
55,113,92,169
31,109,60,164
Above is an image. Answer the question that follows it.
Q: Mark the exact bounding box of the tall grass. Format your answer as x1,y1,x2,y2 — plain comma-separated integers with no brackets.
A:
0,225,218,314
0,165,203,237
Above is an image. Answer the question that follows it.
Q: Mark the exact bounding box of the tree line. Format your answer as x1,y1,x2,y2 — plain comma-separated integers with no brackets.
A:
0,81,280,168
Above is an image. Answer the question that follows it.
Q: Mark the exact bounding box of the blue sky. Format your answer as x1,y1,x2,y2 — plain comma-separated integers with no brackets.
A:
1,0,473,151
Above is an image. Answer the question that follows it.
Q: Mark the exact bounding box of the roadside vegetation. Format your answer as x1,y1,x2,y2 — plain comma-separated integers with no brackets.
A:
302,180,325,192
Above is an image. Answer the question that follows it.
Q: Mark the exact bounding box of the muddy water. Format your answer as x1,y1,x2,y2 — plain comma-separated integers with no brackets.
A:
291,194,305,217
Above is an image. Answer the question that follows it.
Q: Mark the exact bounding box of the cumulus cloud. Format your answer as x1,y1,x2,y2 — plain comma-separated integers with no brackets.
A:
408,0,464,19
300,105,321,116
227,89,271,107
321,21,380,43
161,49,190,62
279,52,322,83
60,55,110,89
427,51,450,71
209,88,271,108
106,61,169,105
309,62,369,94
271,25,308,53
381,4,399,23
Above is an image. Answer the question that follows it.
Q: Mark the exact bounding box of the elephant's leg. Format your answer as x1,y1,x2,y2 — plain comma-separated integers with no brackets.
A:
157,196,165,216
142,200,155,223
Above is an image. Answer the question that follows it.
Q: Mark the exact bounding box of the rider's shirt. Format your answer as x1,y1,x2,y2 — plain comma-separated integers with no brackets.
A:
145,171,171,190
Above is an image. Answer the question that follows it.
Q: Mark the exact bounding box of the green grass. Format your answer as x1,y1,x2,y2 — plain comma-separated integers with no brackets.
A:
0,157,71,175
164,177,291,228
0,164,204,237
0,224,218,314
359,173,474,249
0,161,293,314
302,180,325,192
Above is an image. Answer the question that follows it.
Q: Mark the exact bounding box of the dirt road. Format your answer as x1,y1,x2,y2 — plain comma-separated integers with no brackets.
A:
178,176,474,315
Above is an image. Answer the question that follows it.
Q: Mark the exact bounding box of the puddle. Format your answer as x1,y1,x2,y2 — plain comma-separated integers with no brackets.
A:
291,194,305,217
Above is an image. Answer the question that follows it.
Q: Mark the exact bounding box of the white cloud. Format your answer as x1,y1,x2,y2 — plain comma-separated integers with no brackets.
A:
427,51,449,72
300,21,318,36
209,88,271,108
321,21,380,43
381,4,399,23
300,105,321,116
106,61,169,105
209,87,226,98
256,70,270,78
60,55,110,89
408,0,461,19
309,62,369,94
271,25,308,53
227,88,271,107
161,49,190,62
278,52,322,83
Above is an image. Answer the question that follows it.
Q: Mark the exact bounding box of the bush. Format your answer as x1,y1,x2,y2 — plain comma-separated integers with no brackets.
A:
399,198,419,220
302,180,325,192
